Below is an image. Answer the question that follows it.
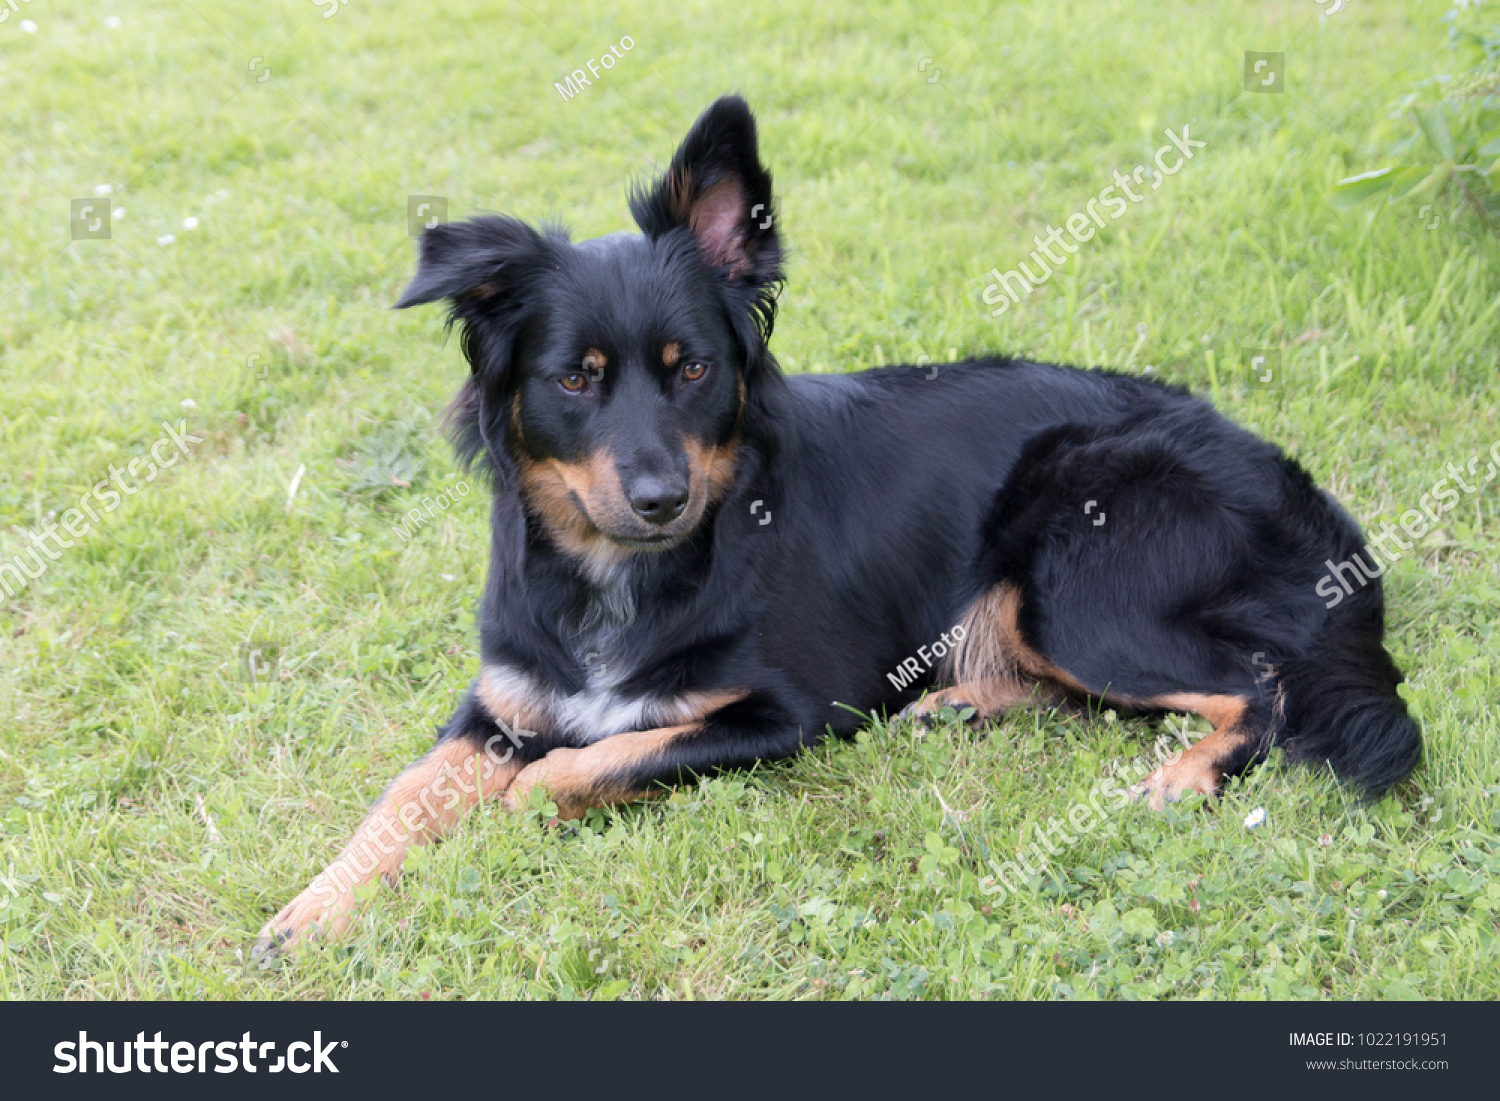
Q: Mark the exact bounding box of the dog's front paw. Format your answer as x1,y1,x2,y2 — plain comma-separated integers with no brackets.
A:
250,876,357,964
500,748,582,819
898,693,978,730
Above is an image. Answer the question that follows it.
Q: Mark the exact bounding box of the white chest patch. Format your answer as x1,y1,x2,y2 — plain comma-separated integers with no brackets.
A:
556,681,653,742
480,662,704,744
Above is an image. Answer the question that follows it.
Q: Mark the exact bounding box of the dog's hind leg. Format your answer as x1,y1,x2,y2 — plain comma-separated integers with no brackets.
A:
898,677,1069,726
899,585,1077,727
1128,692,1275,810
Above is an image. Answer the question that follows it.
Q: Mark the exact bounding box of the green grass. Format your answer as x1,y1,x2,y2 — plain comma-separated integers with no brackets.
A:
1,0,1498,1000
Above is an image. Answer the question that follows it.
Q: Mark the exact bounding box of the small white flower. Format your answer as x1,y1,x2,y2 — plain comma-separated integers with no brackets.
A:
105,16,123,29
180,398,197,410
20,20,37,33
1243,807,1267,829
93,183,114,196
157,233,176,246
111,207,126,221
183,216,199,230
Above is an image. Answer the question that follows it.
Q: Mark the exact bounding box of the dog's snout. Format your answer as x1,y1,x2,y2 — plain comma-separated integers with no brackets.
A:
627,476,689,526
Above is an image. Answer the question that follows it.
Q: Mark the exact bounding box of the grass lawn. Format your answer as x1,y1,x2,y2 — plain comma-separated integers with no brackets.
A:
1,0,1497,1000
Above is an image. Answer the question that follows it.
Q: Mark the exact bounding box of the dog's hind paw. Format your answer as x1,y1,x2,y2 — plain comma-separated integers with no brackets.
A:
1129,761,1220,811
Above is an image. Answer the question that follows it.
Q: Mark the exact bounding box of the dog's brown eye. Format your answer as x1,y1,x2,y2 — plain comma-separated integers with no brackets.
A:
682,362,707,382
559,373,589,393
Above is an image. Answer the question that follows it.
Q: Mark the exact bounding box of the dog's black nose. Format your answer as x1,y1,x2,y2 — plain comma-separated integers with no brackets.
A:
628,477,688,525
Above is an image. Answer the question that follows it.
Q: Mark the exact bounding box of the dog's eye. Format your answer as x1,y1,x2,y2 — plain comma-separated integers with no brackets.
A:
559,373,589,393
681,362,707,382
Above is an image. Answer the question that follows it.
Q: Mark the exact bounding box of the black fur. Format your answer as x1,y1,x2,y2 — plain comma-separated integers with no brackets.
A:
396,94,1420,805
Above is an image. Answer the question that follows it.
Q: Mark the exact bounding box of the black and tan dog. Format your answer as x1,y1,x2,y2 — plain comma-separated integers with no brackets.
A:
255,95,1420,951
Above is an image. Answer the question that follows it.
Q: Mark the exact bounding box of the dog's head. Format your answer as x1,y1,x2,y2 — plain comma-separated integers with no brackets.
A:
397,95,783,560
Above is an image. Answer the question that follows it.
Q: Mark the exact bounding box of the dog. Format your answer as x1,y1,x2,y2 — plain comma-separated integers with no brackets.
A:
254,95,1420,953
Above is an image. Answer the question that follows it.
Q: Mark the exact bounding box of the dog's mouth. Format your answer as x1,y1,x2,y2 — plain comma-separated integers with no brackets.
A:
519,441,735,559
608,532,682,550
581,496,704,549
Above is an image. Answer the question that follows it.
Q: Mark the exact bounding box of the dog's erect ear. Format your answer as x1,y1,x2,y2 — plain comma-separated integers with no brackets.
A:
630,95,782,287
395,216,549,310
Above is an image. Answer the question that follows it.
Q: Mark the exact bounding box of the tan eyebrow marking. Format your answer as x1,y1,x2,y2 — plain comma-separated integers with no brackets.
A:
582,348,608,376
662,342,682,368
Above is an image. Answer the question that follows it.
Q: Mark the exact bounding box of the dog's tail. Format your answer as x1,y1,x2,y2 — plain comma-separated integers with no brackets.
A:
1275,579,1421,799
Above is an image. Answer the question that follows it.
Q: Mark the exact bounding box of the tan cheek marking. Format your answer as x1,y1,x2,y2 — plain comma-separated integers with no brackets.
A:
518,461,594,548
580,446,637,529
705,439,740,502
682,436,741,506
518,447,642,562
662,342,682,368
509,392,526,443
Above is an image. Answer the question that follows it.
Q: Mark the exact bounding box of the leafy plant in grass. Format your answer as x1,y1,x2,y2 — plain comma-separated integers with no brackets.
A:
1331,3,1500,226
339,421,426,494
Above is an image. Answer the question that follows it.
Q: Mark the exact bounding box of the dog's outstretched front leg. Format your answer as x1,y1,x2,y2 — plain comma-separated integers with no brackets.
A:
252,727,523,958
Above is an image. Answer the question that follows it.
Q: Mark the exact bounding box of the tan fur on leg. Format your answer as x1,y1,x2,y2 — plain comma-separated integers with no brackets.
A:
1131,693,1252,809
900,583,1078,724
254,738,522,954
501,725,692,819
900,677,1065,724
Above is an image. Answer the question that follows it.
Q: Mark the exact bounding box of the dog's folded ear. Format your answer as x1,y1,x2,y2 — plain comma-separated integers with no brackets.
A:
395,215,554,445
394,216,549,310
630,95,782,288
